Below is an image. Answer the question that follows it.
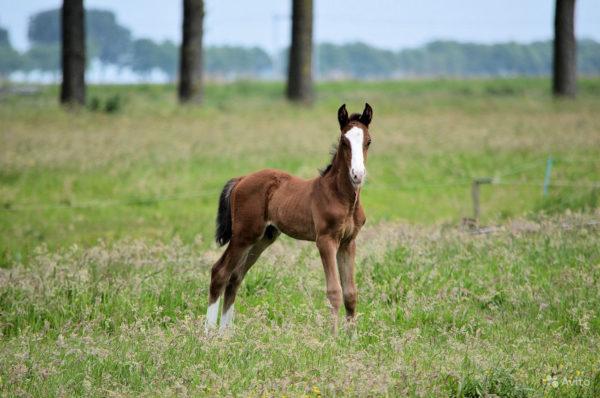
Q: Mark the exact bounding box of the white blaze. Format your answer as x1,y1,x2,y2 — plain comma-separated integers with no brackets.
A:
205,297,220,332
345,126,366,186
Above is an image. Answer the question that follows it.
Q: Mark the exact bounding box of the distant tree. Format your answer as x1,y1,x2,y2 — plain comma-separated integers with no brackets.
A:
179,0,204,103
394,40,556,77
132,41,273,82
0,27,9,46
0,47,21,79
346,43,396,77
85,9,132,65
24,44,61,74
28,9,61,44
129,39,178,80
578,39,600,75
317,42,395,79
0,27,23,78
157,41,179,80
553,0,577,97
316,40,600,79
286,0,313,102
28,8,131,66
205,46,272,77
61,0,86,106
315,43,347,77
130,39,160,77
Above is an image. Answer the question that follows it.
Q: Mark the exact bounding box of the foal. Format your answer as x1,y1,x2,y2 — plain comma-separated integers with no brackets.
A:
206,103,373,332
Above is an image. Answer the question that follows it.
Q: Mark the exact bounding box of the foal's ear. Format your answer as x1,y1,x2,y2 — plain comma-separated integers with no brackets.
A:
337,104,349,129
359,103,373,127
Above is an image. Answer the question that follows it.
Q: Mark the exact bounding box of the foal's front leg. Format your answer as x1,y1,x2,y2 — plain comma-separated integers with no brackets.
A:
316,235,343,333
337,240,357,323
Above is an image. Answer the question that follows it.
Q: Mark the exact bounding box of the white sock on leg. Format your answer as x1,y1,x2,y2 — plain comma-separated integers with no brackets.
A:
205,297,220,332
220,305,234,330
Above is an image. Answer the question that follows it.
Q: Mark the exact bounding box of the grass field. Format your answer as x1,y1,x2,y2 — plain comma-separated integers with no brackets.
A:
1,215,599,396
2,79,600,260
1,78,600,396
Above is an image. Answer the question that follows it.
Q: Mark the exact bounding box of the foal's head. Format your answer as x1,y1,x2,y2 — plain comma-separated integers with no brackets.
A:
337,103,373,188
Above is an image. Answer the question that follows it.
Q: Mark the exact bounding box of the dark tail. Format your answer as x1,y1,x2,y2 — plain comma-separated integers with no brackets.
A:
215,178,239,246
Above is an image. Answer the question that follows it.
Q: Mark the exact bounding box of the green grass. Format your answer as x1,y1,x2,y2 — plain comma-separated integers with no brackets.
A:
1,215,599,396
1,79,600,396
2,78,600,262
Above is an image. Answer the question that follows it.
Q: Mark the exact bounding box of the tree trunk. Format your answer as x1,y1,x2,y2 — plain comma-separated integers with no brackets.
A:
553,0,577,97
60,0,86,106
286,0,313,103
179,0,204,103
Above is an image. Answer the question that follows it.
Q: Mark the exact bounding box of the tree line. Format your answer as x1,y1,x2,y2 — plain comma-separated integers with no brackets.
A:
5,14,599,81
316,40,599,78
0,8,274,80
0,0,583,104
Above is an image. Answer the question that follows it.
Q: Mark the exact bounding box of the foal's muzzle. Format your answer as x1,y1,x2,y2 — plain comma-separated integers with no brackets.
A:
350,168,365,186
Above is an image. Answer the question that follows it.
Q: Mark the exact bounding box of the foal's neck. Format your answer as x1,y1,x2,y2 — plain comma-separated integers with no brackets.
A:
325,151,360,205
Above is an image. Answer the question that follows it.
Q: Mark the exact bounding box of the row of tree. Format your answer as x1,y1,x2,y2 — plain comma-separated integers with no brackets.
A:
2,0,582,104
49,0,314,104
5,38,599,81
6,18,599,81
1,37,273,80
315,40,600,78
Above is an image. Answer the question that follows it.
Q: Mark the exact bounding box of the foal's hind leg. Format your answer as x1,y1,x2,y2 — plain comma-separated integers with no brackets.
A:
221,226,280,329
206,241,251,331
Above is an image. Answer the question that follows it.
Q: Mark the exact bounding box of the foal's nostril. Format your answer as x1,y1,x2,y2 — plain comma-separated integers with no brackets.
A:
351,169,363,183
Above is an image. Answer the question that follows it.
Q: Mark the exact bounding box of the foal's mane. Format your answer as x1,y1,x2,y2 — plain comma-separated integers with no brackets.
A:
319,113,362,176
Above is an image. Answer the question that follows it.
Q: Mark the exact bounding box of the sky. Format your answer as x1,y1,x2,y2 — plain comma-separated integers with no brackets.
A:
1,0,600,53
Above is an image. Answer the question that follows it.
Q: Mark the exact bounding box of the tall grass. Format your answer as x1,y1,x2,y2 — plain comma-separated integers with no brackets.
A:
1,215,599,396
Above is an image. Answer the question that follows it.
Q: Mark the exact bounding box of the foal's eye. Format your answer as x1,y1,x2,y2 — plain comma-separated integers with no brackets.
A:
366,139,372,147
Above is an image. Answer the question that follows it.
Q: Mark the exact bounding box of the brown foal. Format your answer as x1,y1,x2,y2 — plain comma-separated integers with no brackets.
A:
206,103,373,333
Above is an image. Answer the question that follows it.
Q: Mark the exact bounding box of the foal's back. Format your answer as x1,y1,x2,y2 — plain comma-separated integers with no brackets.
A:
231,168,317,242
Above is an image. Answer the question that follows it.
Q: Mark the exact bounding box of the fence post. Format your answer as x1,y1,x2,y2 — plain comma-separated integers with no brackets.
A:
472,177,493,221
543,156,553,197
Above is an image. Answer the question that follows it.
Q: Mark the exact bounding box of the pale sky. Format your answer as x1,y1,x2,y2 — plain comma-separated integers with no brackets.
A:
1,0,599,52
